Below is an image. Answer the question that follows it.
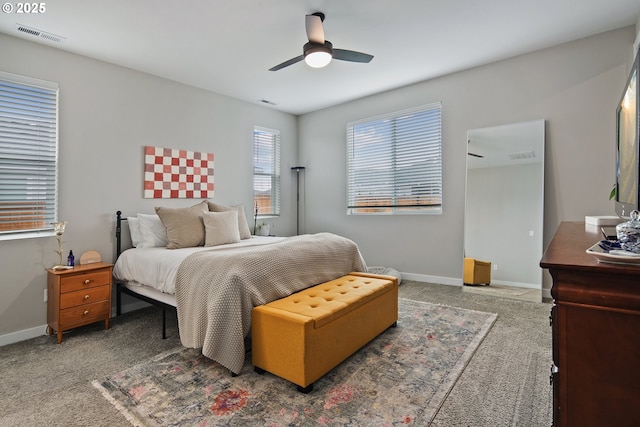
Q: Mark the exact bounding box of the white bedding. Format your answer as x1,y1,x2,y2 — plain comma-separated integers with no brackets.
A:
113,236,286,295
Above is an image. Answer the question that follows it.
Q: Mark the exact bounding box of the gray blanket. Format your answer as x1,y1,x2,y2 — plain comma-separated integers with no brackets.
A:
175,232,367,374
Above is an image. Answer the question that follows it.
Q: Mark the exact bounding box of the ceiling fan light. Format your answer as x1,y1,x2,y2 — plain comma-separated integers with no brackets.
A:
305,50,332,68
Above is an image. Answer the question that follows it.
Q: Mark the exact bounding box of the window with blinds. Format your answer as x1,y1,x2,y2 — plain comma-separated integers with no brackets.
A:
253,126,280,216
347,103,442,215
0,71,59,237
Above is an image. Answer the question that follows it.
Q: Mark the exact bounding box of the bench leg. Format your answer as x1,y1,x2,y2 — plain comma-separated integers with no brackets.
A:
297,383,313,394
253,366,312,393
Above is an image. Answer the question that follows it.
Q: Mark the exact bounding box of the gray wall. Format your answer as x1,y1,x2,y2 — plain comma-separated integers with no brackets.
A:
298,26,637,294
0,33,298,340
0,25,637,341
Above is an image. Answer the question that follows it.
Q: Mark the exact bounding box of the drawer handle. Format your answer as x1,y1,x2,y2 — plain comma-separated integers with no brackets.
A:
83,310,90,315
83,279,92,285
84,294,90,300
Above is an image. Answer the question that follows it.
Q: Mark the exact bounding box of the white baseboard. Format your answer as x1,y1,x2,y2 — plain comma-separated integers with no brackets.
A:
0,324,46,347
489,280,540,290
0,300,153,348
400,272,462,286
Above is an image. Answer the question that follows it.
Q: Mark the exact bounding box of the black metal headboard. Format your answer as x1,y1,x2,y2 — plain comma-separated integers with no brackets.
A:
115,210,127,259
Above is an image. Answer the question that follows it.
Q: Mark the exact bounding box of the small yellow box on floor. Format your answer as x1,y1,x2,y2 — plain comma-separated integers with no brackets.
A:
464,258,491,286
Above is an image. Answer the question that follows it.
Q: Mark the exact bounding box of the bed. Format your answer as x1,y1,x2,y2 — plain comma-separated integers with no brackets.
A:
113,205,367,374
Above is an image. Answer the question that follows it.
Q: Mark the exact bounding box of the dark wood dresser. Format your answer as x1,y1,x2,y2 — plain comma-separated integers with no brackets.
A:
540,222,640,427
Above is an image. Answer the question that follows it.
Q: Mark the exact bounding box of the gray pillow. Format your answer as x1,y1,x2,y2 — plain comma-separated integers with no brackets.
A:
206,201,252,239
203,211,241,246
155,201,208,249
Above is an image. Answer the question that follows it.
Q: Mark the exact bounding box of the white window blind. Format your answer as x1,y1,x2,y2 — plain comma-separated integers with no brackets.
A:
253,126,280,216
0,71,59,236
347,102,442,214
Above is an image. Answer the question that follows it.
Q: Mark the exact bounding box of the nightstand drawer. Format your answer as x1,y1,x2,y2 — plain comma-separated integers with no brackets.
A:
60,269,111,293
59,300,111,327
60,285,111,309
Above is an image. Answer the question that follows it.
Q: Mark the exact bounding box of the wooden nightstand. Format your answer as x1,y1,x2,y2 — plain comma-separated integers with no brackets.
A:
46,262,113,343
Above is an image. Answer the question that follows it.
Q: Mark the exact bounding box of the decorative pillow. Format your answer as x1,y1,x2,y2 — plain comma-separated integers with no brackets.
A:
203,211,241,246
155,201,208,249
128,216,142,248
137,214,168,248
206,201,252,239
233,205,252,239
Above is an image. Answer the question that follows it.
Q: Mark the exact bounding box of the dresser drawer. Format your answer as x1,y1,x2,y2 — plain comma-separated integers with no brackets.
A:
59,300,111,327
60,269,111,293
59,285,111,309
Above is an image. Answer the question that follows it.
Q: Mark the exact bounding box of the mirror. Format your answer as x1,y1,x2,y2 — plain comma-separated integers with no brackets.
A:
464,120,545,301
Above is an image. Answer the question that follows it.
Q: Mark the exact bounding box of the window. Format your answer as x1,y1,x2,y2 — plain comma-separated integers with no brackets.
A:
253,126,280,216
347,103,442,215
0,71,59,238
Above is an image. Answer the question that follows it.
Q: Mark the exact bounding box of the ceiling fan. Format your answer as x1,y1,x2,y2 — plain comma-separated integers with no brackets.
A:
269,12,374,71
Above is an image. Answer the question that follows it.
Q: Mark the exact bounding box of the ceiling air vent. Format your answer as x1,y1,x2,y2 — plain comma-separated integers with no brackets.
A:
16,24,65,43
507,151,535,161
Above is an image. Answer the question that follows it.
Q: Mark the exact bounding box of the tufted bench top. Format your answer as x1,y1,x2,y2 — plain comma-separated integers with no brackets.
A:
263,274,396,329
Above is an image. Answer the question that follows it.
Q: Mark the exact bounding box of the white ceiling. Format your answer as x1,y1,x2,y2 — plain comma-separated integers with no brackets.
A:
1,0,639,115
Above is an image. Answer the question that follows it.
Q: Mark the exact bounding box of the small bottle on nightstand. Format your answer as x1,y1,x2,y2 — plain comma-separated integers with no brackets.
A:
67,250,74,267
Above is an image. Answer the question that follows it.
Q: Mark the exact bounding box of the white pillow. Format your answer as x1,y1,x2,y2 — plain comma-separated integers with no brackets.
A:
128,216,141,248
203,211,241,246
137,213,168,248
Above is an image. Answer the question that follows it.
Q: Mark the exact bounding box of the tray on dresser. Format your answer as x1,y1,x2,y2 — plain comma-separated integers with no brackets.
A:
586,242,640,266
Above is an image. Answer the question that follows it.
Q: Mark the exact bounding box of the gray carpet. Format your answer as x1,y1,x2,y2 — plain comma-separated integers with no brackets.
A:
0,280,552,426
401,281,552,426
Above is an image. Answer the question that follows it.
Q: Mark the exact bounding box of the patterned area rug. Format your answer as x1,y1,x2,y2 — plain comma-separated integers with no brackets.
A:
93,299,497,426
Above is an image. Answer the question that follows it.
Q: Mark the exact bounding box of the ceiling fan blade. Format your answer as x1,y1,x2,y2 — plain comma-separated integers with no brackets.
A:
305,14,325,44
269,55,304,71
333,49,373,63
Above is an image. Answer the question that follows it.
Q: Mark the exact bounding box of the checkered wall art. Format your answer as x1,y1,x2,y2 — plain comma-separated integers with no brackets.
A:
143,146,214,199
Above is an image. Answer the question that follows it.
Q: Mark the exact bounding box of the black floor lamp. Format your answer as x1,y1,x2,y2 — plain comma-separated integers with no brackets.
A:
291,166,305,235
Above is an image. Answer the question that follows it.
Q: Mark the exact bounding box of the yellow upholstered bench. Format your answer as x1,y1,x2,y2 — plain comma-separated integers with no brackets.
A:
251,272,398,392
464,257,491,285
